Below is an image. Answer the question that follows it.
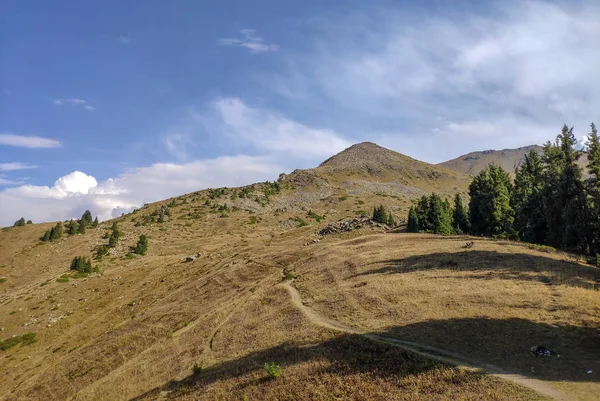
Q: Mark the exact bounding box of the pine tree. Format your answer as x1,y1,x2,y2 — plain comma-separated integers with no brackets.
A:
41,230,51,241
78,220,86,234
512,150,546,244
542,125,587,251
585,123,600,256
13,217,26,227
372,205,388,224
26,220,32,224
427,194,453,234
452,194,469,234
415,196,430,231
108,233,118,248
134,234,148,255
407,206,419,232
80,210,93,227
92,217,99,228
50,222,63,240
67,220,78,235
387,213,396,227
468,165,515,238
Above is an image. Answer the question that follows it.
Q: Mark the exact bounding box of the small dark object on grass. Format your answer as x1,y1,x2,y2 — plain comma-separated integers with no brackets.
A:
463,241,475,249
530,346,560,357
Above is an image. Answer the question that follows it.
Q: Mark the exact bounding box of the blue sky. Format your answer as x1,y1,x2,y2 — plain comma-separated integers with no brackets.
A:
1,0,599,225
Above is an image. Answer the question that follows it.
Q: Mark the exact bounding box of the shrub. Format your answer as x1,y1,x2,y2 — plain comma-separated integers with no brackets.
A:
13,218,26,227
56,275,69,283
26,220,32,224
192,363,202,375
263,362,281,379
249,216,258,224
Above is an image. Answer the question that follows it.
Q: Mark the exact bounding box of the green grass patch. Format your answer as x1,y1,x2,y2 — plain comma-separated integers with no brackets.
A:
56,274,69,283
0,278,6,284
306,210,324,223
0,332,37,351
292,217,308,227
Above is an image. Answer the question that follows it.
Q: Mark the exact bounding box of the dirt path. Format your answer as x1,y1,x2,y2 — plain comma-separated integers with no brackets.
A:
282,280,568,401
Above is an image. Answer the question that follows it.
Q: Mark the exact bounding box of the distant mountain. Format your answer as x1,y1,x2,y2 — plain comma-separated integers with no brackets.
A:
438,145,590,177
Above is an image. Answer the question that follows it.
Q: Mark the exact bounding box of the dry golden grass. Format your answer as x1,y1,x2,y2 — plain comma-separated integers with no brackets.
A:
0,186,597,400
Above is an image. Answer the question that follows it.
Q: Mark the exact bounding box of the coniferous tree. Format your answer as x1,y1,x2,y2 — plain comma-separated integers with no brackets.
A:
427,194,453,234
80,210,93,227
585,123,600,256
78,220,86,234
134,234,148,255
67,220,78,235
452,194,469,234
92,216,99,228
512,150,546,244
415,196,430,231
50,222,63,240
387,213,396,227
407,206,420,232
372,205,388,224
26,220,32,224
542,125,587,251
469,165,515,238
41,230,51,242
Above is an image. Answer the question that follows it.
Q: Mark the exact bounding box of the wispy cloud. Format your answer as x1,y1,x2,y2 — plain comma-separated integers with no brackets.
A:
0,162,38,171
270,0,600,162
0,178,24,186
0,133,62,148
117,36,132,44
219,29,279,53
53,98,95,111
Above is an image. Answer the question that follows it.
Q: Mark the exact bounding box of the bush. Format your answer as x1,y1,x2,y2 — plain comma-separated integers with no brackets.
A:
26,220,32,224
13,218,26,227
263,362,281,379
192,363,202,375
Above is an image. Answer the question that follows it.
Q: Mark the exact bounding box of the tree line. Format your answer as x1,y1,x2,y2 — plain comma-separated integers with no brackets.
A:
40,210,98,242
407,123,600,262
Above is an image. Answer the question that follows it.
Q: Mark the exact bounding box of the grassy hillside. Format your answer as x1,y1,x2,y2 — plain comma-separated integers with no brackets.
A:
1,143,598,400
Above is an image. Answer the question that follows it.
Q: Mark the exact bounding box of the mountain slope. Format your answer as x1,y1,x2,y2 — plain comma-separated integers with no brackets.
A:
1,142,599,400
439,145,590,176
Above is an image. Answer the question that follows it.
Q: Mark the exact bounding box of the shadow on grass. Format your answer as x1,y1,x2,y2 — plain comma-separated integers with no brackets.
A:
353,250,600,290
130,334,460,400
131,317,599,400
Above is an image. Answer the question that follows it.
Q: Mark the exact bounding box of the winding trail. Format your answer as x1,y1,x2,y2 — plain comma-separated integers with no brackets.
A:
282,280,567,401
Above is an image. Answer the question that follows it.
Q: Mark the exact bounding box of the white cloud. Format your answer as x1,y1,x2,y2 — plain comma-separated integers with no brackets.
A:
0,162,37,171
0,156,284,226
219,29,279,53
0,133,62,148
117,36,132,44
53,98,95,111
205,97,351,159
271,1,600,161
0,178,23,186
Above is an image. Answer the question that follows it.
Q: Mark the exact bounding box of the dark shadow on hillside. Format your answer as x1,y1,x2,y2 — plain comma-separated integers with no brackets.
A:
383,317,600,384
354,250,600,290
130,334,458,400
131,318,599,400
